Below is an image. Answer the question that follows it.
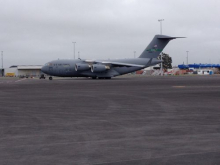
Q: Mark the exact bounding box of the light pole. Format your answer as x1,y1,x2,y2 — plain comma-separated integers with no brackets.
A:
158,19,164,35
1,51,3,69
158,19,164,76
1,51,3,77
186,51,189,65
134,51,136,58
72,42,76,59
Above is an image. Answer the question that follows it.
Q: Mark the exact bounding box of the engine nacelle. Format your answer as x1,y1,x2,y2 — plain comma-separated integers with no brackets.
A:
91,64,110,73
75,63,90,71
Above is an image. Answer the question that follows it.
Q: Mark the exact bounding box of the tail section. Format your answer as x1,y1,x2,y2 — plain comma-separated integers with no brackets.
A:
139,35,185,58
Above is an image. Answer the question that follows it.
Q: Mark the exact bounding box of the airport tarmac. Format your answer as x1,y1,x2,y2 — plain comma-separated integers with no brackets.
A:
1,75,220,165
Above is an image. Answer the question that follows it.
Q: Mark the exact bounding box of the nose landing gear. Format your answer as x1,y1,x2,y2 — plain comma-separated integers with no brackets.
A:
49,77,53,80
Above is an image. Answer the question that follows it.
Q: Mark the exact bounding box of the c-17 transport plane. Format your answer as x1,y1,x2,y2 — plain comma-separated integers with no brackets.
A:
41,34,184,80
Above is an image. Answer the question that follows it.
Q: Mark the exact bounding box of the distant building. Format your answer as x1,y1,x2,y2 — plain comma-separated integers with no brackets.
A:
4,65,43,77
0,69,4,77
197,70,214,75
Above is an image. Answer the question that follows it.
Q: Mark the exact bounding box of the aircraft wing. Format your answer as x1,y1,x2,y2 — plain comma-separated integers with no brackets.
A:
84,60,145,67
99,61,145,67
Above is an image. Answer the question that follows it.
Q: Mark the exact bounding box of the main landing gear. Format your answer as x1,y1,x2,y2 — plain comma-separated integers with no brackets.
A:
91,77,111,79
49,77,53,80
98,77,111,79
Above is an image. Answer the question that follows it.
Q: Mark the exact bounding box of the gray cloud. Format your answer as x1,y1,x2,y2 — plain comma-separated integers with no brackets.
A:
0,0,220,67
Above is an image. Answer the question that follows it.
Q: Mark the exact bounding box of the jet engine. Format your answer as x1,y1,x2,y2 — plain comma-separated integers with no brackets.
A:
75,63,90,71
91,64,110,73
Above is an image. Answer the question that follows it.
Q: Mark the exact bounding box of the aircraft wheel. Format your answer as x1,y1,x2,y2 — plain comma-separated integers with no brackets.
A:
49,77,53,80
92,77,97,79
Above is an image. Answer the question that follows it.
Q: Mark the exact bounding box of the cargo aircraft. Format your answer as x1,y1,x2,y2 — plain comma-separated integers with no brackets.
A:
41,35,183,80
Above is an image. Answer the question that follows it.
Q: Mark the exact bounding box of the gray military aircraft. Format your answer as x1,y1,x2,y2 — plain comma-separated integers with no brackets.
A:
41,34,183,80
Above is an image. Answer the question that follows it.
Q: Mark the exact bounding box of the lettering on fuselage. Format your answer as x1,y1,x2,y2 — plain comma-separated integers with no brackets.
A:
45,63,72,75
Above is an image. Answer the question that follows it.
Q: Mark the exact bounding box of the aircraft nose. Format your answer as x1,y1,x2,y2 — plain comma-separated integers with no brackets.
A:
41,66,47,73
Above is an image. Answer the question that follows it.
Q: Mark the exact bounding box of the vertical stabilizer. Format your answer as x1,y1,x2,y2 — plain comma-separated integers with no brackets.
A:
139,35,183,58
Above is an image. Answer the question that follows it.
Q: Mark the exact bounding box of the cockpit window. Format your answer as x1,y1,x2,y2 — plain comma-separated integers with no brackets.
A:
44,63,53,66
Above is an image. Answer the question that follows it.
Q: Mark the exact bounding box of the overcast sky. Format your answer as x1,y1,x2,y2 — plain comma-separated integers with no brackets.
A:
0,0,220,67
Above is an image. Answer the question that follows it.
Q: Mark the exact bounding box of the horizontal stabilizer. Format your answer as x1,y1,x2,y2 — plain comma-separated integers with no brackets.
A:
157,36,186,40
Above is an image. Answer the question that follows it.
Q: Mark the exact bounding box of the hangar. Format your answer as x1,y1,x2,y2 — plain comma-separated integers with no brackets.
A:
4,65,43,77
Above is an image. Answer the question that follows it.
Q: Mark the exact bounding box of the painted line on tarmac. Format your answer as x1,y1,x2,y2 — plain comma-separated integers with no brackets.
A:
15,78,27,83
7,81,14,84
173,86,220,88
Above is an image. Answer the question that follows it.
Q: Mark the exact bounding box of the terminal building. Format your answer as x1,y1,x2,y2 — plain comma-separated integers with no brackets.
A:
4,65,43,77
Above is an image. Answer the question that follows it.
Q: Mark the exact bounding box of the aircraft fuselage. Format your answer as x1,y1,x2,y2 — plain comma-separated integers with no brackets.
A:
41,58,161,78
